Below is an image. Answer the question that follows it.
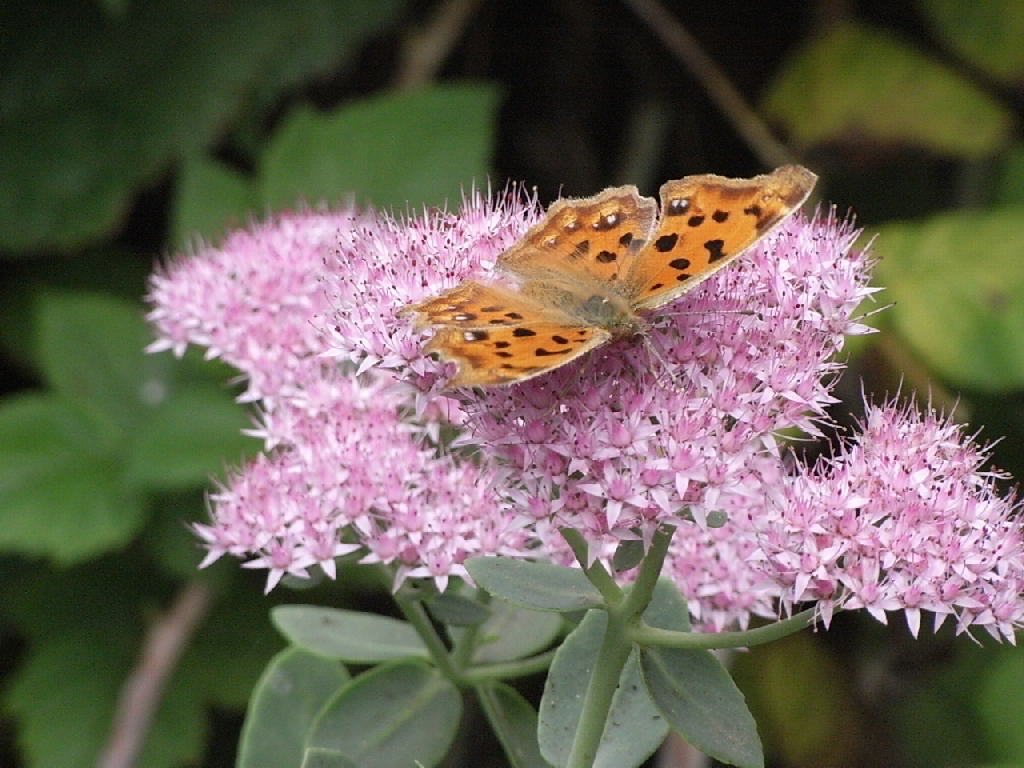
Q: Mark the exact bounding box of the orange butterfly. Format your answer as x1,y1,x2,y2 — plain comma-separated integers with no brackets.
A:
401,165,816,387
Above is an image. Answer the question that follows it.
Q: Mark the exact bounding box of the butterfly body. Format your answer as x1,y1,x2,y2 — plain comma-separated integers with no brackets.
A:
401,165,817,388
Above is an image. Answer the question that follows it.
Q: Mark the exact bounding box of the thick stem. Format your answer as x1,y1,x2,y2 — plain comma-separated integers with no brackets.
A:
564,527,676,768
561,527,623,604
396,596,463,683
564,612,634,768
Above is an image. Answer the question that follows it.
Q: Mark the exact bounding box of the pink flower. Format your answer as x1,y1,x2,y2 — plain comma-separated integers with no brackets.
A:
147,189,1024,639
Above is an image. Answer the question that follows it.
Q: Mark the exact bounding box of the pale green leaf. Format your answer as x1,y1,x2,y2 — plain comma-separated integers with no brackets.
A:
477,682,551,768
260,84,499,210
539,611,667,768
466,557,603,613
0,0,402,250
238,648,349,768
0,394,145,563
763,22,1012,158
874,205,1024,392
272,605,429,662
920,0,1024,83
308,661,461,768
171,155,259,248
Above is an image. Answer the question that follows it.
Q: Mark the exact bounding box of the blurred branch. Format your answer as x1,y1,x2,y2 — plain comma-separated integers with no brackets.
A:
98,581,212,768
622,0,797,168
395,0,484,89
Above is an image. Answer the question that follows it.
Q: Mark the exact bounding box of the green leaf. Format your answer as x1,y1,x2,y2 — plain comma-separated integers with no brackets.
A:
612,540,646,572
732,633,855,767
238,648,350,768
638,579,761,767
477,682,551,768
0,393,146,563
539,611,667,768
272,605,429,662
260,84,499,211
762,21,1012,158
640,646,762,767
301,748,357,768
308,660,462,768
1,561,203,768
4,622,137,767
467,599,563,664
0,0,402,251
920,0,1024,83
995,144,1024,205
33,291,153,427
874,205,1024,392
642,578,690,628
427,590,493,626
176,588,288,712
466,557,604,612
122,382,255,491
171,154,259,248
975,649,1024,760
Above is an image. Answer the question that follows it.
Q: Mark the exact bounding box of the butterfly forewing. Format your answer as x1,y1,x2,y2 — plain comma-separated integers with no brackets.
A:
626,165,817,310
497,186,658,284
401,281,556,330
424,323,612,387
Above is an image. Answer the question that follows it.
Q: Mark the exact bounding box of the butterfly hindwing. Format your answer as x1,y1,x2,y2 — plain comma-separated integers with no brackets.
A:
400,281,553,330
424,323,612,387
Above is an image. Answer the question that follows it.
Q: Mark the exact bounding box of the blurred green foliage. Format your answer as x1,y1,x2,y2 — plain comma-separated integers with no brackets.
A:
1,0,1022,766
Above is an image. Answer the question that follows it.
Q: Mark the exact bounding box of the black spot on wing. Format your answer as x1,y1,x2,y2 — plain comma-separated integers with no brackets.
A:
535,347,573,357
655,233,678,252
705,239,726,262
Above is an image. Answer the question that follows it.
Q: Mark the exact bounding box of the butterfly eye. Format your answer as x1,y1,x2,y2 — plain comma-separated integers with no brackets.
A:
667,198,690,215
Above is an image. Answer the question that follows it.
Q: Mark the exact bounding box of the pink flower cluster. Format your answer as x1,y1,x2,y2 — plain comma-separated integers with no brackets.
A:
147,189,1024,638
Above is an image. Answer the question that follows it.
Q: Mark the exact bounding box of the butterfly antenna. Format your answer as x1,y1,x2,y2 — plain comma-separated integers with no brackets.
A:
642,331,686,393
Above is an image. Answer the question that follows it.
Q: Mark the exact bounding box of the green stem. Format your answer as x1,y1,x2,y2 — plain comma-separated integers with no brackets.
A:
565,611,633,768
448,593,489,672
619,526,674,616
564,527,676,768
631,605,819,648
461,650,558,683
395,596,462,683
560,527,623,604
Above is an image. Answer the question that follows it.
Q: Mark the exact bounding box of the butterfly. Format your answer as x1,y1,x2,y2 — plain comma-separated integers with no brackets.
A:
400,165,817,388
